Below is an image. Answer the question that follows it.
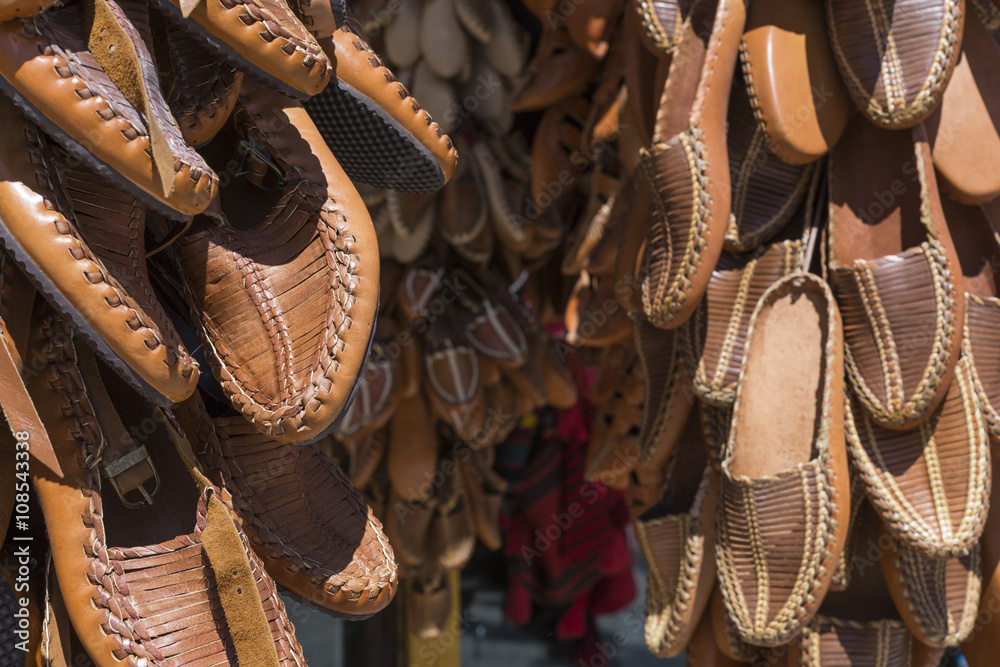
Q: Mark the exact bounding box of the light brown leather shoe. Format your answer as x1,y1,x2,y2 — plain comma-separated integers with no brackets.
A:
845,354,990,558
825,0,963,129
149,0,331,99
174,79,379,443
881,524,981,648
716,273,850,646
509,28,599,113
640,0,746,329
828,117,964,431
306,25,458,193
175,398,399,619
0,0,218,219
636,439,717,657
738,0,851,165
0,95,199,407
28,304,304,667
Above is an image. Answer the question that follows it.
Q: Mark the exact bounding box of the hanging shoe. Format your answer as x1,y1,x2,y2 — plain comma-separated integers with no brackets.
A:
174,79,379,443
0,0,218,218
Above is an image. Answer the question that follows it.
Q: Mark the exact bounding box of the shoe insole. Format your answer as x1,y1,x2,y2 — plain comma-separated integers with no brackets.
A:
730,282,825,479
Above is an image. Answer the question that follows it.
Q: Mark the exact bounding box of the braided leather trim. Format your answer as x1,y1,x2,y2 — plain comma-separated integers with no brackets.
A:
215,0,328,66
26,126,196,377
963,293,1000,439
798,615,911,667
825,0,963,128
640,127,712,327
845,356,991,558
638,467,712,656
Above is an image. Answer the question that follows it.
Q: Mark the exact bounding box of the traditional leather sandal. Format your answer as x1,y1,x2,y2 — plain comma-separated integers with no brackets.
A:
383,0,421,67
881,525,981,648
948,196,1000,441
709,585,758,662
453,269,528,368
28,306,304,667
683,207,810,407
927,4,1000,205
162,22,244,147
845,354,990,559
716,273,850,646
174,79,379,444
565,272,634,347
456,448,506,550
383,491,435,568
306,24,458,193
473,142,531,253
440,144,488,248
561,172,622,276
426,462,476,570
0,96,199,407
825,0,963,129
738,0,851,165
0,0,218,220
584,352,644,489
723,78,815,253
828,117,964,431
530,96,591,211
624,3,670,146
633,0,687,56
591,340,637,404
422,314,486,441
828,467,867,592
149,0,331,99
636,439,717,657
420,0,468,79
481,0,526,78
176,399,399,619
631,315,695,512
399,266,444,322
640,0,746,329
509,28,599,113
407,570,452,640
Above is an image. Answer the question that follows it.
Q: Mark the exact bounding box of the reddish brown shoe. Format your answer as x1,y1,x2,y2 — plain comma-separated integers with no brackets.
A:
174,79,379,443
175,398,399,619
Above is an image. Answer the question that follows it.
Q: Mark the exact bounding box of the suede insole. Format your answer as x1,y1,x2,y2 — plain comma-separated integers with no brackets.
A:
730,285,825,479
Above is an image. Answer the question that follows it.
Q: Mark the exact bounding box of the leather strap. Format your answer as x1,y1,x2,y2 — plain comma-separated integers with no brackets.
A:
82,0,175,198
0,327,61,477
165,418,281,667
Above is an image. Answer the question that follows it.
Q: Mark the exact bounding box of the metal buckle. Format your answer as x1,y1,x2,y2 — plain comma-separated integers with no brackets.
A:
102,446,160,509
231,140,286,192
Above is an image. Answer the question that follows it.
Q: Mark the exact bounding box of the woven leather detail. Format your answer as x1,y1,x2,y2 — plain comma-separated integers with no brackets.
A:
212,0,327,63
831,243,957,429
641,128,712,328
845,355,990,558
33,309,304,667
717,456,839,645
825,0,963,128
724,79,813,252
30,128,196,378
633,0,693,54
176,101,363,438
684,240,803,407
886,537,981,647
194,412,398,614
964,294,1000,440
798,616,912,667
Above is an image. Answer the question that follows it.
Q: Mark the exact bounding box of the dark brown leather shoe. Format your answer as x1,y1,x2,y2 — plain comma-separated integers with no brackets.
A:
175,398,399,619
828,117,963,431
174,79,379,443
825,0,963,129
0,94,199,406
0,0,218,219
